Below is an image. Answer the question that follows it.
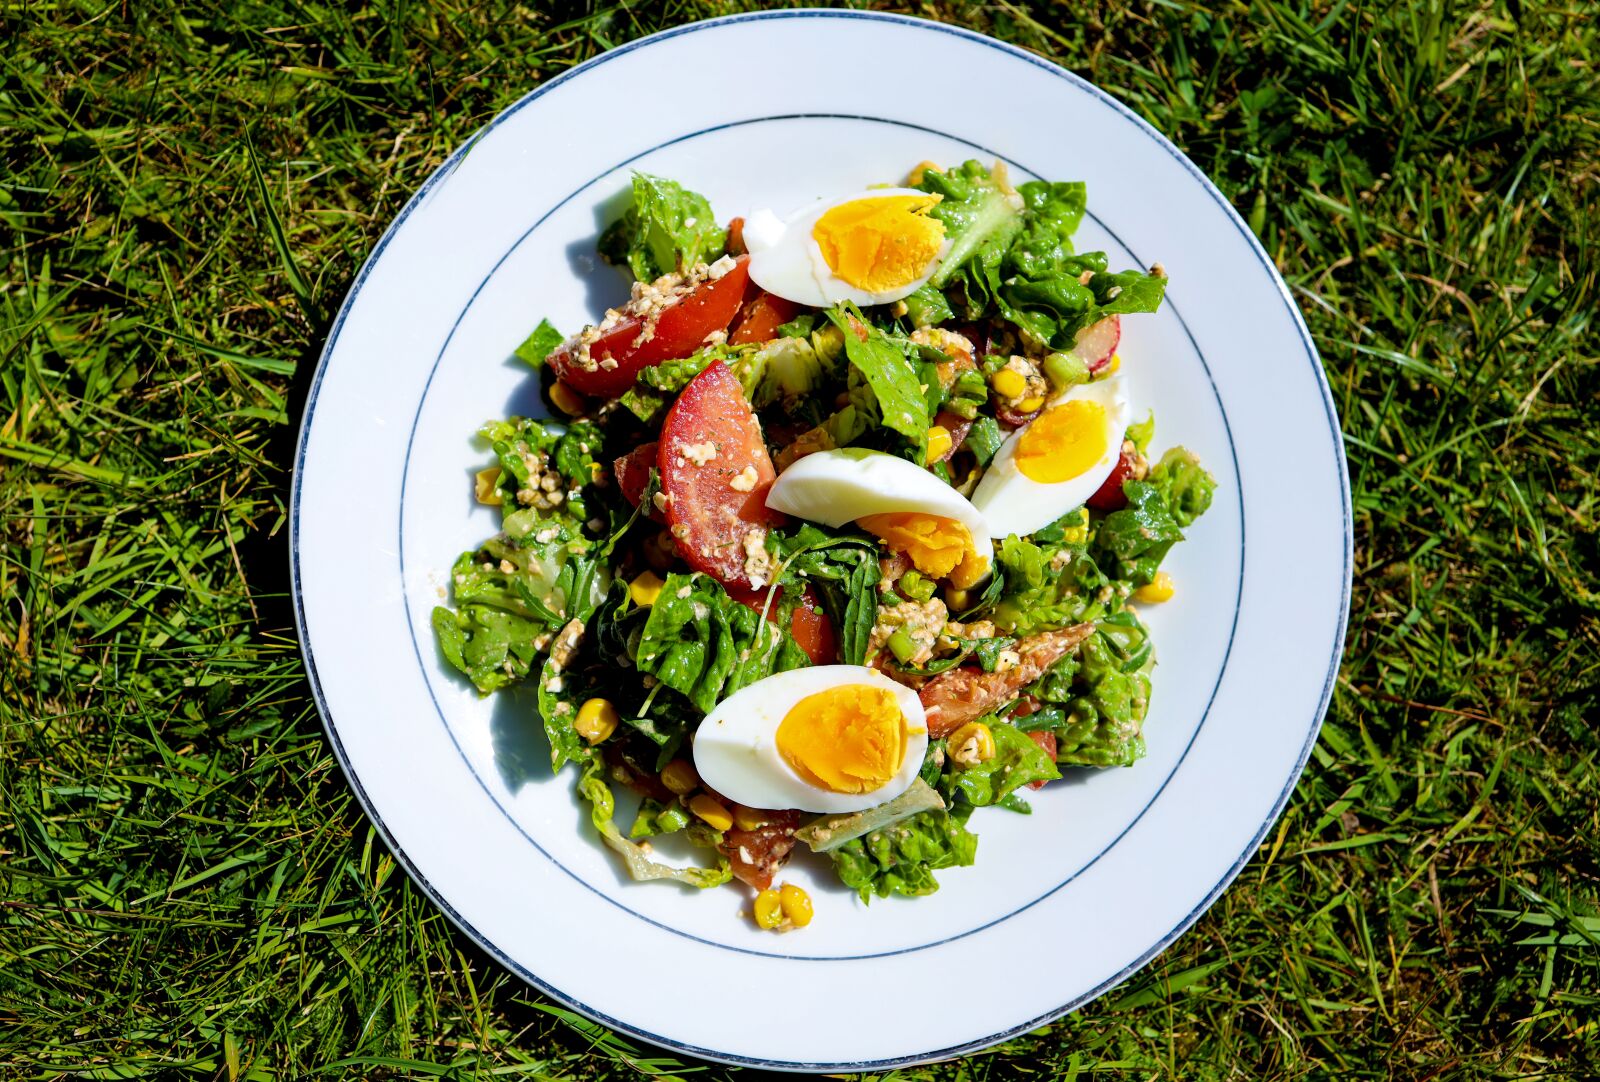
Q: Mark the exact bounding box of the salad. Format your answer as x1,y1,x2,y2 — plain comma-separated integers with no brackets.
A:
432,160,1215,931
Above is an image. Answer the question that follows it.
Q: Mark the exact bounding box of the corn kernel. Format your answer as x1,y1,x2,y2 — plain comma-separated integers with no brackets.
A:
550,381,585,417
473,466,503,506
1018,396,1045,413
947,721,996,767
753,888,784,929
732,804,771,832
991,368,1027,399
660,759,700,796
1105,353,1122,375
924,425,953,465
944,587,971,611
629,570,664,607
1133,571,1175,604
1062,525,1088,544
574,698,619,744
688,793,732,832
779,883,813,927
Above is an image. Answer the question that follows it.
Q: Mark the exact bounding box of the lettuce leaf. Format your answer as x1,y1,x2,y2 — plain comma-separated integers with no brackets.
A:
513,318,564,371
829,805,978,902
1093,480,1186,587
914,160,1023,309
1147,446,1216,528
577,751,731,887
940,720,1060,807
1006,180,1086,279
795,778,945,853
1023,629,1151,768
824,305,928,444
599,172,726,283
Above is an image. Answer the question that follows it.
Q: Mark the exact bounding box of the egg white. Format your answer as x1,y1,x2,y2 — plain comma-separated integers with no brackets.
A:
692,665,929,813
971,375,1132,538
765,448,994,576
744,188,951,308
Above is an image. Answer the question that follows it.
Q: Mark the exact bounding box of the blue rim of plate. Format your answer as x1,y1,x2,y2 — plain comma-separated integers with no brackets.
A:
290,9,1352,1071
396,112,1246,962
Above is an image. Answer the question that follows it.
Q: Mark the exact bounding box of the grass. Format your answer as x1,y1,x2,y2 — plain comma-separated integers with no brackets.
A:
1,1,1596,1078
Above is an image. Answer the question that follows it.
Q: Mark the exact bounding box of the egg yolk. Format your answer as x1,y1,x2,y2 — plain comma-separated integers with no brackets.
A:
1016,400,1109,483
776,684,914,794
857,512,989,589
812,194,946,292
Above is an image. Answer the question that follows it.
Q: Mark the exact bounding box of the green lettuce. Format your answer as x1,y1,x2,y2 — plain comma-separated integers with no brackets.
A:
599,172,726,283
1093,480,1186,587
914,160,1023,309
577,751,731,887
431,603,546,695
1147,446,1216,528
1025,627,1152,768
829,805,979,902
825,306,928,444
513,318,564,371
1006,180,1086,279
940,720,1060,807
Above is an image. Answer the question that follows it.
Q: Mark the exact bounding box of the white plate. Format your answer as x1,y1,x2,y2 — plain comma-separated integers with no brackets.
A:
292,10,1350,1070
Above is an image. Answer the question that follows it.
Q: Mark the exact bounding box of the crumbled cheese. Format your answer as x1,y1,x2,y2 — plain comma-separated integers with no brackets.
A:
742,529,773,589
652,490,674,512
676,584,694,599
867,596,949,667
707,254,737,280
994,648,1022,673
692,601,709,620
681,441,718,467
729,465,759,492
498,558,515,574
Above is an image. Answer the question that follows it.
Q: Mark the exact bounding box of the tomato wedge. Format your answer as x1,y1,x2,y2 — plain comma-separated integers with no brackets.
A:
1024,730,1057,790
547,255,751,397
658,361,783,588
1086,441,1141,512
729,291,803,345
728,585,838,666
612,441,662,521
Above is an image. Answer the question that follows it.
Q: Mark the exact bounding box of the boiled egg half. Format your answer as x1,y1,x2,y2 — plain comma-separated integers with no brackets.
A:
743,188,950,307
766,447,992,588
693,665,928,813
971,375,1131,538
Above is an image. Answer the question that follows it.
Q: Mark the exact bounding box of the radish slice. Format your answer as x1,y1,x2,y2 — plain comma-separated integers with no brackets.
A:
1071,315,1121,373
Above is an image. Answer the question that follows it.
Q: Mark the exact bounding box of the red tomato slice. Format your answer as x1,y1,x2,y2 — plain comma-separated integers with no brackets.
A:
547,255,751,397
726,216,746,256
612,441,662,521
729,291,803,345
1086,442,1139,512
727,585,838,666
1024,729,1057,790
659,361,782,588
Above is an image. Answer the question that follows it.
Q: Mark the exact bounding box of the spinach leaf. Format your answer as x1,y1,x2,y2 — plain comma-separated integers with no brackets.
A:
513,318,564,371
940,721,1059,807
598,172,726,283
829,805,978,902
964,415,1003,466
633,572,809,715
774,526,882,665
824,305,928,444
